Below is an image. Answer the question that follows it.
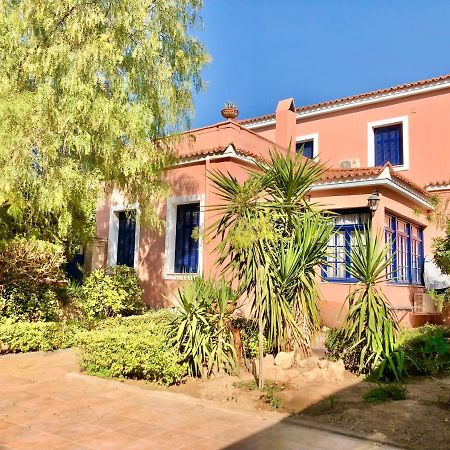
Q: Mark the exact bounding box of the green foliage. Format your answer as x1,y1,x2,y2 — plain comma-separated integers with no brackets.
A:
363,384,407,403
0,0,209,247
170,276,238,377
77,315,186,385
338,229,404,382
0,238,67,321
232,379,286,409
232,317,271,359
433,222,450,275
209,149,332,355
0,319,82,353
76,266,145,320
397,324,450,376
428,289,450,312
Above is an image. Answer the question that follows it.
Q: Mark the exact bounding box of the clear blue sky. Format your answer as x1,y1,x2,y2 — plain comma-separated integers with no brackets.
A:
191,0,450,128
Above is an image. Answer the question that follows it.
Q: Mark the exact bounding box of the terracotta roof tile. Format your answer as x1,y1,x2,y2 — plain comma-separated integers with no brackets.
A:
425,180,450,189
318,164,429,196
179,144,264,162
240,74,450,125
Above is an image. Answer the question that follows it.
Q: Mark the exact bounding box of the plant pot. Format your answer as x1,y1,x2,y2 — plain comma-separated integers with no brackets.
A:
221,107,238,120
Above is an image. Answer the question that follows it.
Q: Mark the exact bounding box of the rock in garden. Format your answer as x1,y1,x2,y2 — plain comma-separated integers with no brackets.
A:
326,360,346,380
274,351,295,369
296,355,319,370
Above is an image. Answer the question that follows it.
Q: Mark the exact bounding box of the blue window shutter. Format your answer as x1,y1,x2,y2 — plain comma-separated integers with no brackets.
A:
295,140,314,158
374,124,403,166
174,203,200,273
117,211,136,268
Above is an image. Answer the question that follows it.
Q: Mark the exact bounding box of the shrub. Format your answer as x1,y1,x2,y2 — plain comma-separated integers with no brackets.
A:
363,384,407,403
76,266,145,320
0,319,82,353
0,238,67,321
397,324,450,376
232,317,271,359
170,277,238,377
77,315,186,385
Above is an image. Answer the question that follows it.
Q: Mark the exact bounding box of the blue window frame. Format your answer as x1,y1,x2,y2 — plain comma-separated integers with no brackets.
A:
374,123,403,166
385,215,424,285
323,211,370,282
117,211,136,268
296,139,314,159
174,203,200,273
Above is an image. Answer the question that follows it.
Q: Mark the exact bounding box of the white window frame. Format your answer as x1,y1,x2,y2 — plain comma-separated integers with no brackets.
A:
107,203,140,271
296,133,319,160
367,116,409,171
163,194,205,280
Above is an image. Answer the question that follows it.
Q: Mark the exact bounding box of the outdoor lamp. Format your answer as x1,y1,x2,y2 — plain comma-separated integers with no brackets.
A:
367,190,380,212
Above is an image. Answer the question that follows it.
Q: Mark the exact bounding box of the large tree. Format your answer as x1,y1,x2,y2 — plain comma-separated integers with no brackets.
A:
0,0,209,253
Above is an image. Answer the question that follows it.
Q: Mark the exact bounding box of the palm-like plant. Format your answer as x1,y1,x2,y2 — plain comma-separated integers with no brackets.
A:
340,228,402,380
170,277,238,377
208,149,332,361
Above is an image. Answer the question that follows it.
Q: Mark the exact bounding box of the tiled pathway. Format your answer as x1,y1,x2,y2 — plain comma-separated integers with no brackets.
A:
0,350,399,449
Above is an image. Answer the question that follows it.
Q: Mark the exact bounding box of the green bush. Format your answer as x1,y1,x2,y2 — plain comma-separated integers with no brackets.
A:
397,324,450,376
77,314,186,385
363,383,407,403
76,266,145,320
232,317,271,359
0,238,67,321
0,319,82,353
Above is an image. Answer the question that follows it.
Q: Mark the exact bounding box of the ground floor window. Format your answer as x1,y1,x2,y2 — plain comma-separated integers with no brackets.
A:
323,210,370,282
117,211,137,268
174,203,200,273
385,214,423,284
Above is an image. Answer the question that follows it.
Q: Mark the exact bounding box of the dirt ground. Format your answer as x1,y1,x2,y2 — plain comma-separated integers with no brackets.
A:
126,367,450,450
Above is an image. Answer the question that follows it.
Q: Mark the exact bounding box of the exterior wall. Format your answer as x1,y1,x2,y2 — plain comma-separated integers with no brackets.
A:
95,156,257,307
256,89,450,187
313,185,442,328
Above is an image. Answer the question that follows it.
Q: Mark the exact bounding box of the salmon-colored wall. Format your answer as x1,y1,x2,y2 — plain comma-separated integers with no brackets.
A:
256,89,450,188
313,185,443,328
96,157,258,307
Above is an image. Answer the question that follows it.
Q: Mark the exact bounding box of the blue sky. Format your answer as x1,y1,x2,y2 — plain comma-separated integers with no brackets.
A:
191,0,450,128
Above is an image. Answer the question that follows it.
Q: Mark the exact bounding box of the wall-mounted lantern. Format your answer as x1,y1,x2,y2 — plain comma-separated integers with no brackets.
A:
367,190,380,212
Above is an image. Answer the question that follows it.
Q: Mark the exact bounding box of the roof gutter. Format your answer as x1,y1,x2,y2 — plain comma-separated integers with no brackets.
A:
245,80,450,129
310,177,433,210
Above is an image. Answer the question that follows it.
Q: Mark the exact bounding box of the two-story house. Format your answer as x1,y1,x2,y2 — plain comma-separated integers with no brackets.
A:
93,74,450,327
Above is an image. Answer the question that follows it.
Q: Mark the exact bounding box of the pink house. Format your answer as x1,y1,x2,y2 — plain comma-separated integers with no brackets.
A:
94,74,450,328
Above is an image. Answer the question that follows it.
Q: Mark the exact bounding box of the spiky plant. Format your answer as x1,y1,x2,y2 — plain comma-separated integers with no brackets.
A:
340,228,403,380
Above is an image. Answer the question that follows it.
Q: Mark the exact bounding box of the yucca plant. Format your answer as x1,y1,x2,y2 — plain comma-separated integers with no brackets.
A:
339,228,403,381
170,276,238,377
208,149,332,385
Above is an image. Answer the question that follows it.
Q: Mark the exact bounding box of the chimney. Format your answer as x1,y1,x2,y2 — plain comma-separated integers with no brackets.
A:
275,98,296,150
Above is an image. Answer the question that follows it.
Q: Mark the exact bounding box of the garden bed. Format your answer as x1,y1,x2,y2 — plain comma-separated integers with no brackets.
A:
122,362,450,450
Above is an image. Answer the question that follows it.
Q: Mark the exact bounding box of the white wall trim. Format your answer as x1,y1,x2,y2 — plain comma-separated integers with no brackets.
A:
296,133,319,160
426,184,450,192
166,152,259,169
311,177,432,209
163,194,205,280
367,115,409,171
107,203,140,271
244,80,450,129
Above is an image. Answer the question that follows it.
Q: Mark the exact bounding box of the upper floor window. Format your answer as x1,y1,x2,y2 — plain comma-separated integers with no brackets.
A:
367,116,409,170
323,210,370,282
296,133,318,159
296,139,314,159
385,214,424,285
374,124,403,166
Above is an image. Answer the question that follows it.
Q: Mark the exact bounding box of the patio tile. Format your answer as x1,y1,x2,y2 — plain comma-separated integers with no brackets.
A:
7,431,70,450
116,420,168,439
145,430,205,449
75,430,142,449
